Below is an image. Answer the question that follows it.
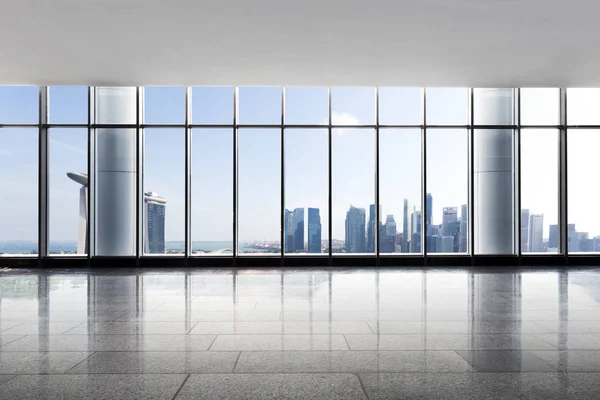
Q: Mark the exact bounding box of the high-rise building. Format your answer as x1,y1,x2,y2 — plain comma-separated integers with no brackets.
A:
307,208,321,253
549,224,558,250
144,192,167,254
345,206,366,253
380,214,396,253
402,199,410,253
293,208,305,252
367,204,380,253
459,204,468,252
284,209,294,253
521,209,530,252
438,236,455,253
410,210,422,253
442,207,458,236
528,213,544,252
426,193,433,227
568,224,578,252
67,172,89,254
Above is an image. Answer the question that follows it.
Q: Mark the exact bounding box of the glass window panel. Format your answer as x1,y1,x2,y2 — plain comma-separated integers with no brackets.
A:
49,86,88,124
331,87,375,125
425,88,468,125
521,88,559,126
238,87,282,125
191,128,233,256
284,87,328,125
49,128,88,255
191,87,233,125
94,87,137,125
426,129,468,254
379,128,422,254
568,88,600,126
473,88,515,125
474,129,516,255
332,128,375,254
568,129,600,252
521,129,558,253
284,129,328,254
0,86,39,124
94,128,136,256
144,87,185,125
143,129,184,255
378,87,422,125
0,128,38,255
237,128,281,254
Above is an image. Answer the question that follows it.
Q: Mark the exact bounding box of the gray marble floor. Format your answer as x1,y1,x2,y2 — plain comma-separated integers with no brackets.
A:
1,267,600,399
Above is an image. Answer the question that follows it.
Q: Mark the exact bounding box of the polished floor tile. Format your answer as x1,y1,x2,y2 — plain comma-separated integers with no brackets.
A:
358,372,571,400
175,374,367,400
235,350,473,373
209,334,349,351
344,333,558,351
455,350,558,372
2,267,600,398
68,351,239,373
0,374,187,400
0,334,216,352
0,351,92,373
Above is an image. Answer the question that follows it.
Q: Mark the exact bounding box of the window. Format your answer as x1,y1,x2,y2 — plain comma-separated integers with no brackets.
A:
191,87,233,125
567,89,600,126
49,86,88,124
568,130,600,252
331,87,375,125
238,87,281,125
0,86,39,124
426,129,469,254
332,128,375,254
191,128,234,256
284,129,328,254
143,129,185,255
379,128,422,254
144,87,185,125
48,128,88,255
0,128,38,255
237,129,281,254
520,88,559,126
284,87,328,125
378,87,423,125
425,88,468,125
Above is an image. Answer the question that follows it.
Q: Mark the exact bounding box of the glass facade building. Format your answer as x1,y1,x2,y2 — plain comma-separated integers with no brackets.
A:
0,85,597,265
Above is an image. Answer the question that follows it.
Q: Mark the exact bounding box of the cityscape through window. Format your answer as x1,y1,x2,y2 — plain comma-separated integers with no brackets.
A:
0,86,597,257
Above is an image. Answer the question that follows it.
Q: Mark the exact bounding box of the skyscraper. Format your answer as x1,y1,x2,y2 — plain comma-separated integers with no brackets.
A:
410,210,422,253
459,204,468,252
568,224,578,252
521,209,530,252
307,208,321,253
345,206,366,253
402,199,411,253
67,172,89,254
367,204,380,253
144,192,167,254
528,213,544,252
442,207,458,236
380,214,396,253
293,208,305,252
549,224,558,250
284,209,294,253
426,193,433,227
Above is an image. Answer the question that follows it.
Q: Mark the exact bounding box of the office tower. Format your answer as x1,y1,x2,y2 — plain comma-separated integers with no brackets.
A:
528,213,544,252
442,207,458,236
95,87,137,256
521,209,530,252
549,224,558,250
367,204,380,253
144,192,166,254
307,208,321,253
402,199,410,253
380,214,396,253
568,224,578,252
410,210,422,253
459,204,468,252
474,88,515,254
67,172,89,254
345,206,366,253
426,193,433,227
284,209,294,253
293,207,304,252
438,236,455,253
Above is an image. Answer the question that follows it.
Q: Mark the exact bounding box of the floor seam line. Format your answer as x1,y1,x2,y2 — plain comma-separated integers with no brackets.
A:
63,351,97,373
232,352,242,372
0,375,18,387
170,373,191,400
206,335,219,351
354,373,370,400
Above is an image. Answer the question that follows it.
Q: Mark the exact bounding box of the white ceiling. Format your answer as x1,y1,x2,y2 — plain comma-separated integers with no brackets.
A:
1,0,599,86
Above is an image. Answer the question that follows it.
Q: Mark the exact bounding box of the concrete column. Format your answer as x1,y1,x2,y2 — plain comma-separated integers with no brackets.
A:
95,87,136,256
474,88,515,254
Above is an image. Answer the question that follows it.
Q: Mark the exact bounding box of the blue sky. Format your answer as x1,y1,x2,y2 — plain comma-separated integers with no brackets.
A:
0,86,592,251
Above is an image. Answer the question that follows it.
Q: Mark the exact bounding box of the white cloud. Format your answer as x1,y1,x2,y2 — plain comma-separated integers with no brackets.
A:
331,111,360,126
